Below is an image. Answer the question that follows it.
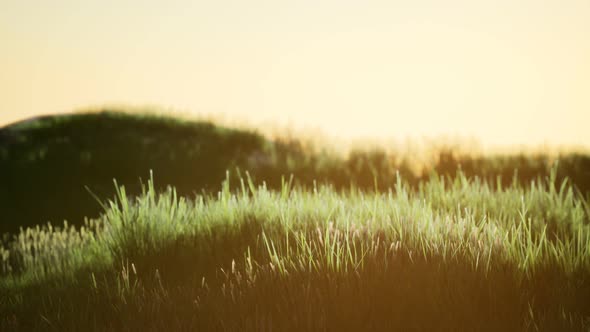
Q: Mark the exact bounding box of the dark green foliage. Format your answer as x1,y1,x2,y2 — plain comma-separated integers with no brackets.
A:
0,111,267,233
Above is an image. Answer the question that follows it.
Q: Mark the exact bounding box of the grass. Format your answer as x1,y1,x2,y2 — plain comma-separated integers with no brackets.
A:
1,109,590,234
1,109,589,330
1,167,589,331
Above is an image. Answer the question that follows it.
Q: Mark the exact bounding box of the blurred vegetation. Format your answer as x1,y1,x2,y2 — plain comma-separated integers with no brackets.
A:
1,110,589,233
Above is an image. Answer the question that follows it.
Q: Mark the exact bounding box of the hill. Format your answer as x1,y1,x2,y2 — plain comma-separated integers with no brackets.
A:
1,110,589,330
0,111,269,233
1,110,589,234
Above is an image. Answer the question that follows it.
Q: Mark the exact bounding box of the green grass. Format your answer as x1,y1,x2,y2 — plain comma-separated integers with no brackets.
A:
2,168,589,331
2,109,590,235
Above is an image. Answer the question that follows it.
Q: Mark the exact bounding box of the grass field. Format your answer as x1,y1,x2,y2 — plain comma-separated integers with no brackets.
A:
1,111,589,331
1,110,589,233
2,169,590,331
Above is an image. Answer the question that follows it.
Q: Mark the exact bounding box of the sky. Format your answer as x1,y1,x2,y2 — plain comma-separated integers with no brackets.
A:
1,0,589,148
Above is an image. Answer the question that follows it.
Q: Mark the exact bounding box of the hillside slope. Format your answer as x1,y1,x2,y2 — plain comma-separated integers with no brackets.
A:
0,111,269,233
1,110,589,234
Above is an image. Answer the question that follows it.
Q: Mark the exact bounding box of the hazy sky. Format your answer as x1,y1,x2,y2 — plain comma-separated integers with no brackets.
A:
1,0,589,147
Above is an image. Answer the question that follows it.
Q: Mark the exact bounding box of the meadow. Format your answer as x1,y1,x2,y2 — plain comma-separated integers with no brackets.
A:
1,110,589,331
1,110,588,233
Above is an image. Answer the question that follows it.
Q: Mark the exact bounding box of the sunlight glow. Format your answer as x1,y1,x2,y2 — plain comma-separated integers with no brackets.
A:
1,0,588,147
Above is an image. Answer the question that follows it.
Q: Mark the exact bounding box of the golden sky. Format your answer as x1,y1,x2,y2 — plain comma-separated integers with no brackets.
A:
1,0,589,147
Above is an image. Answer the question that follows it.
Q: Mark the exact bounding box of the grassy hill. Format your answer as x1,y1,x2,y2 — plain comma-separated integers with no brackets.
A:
1,110,589,234
1,109,589,330
0,111,269,233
